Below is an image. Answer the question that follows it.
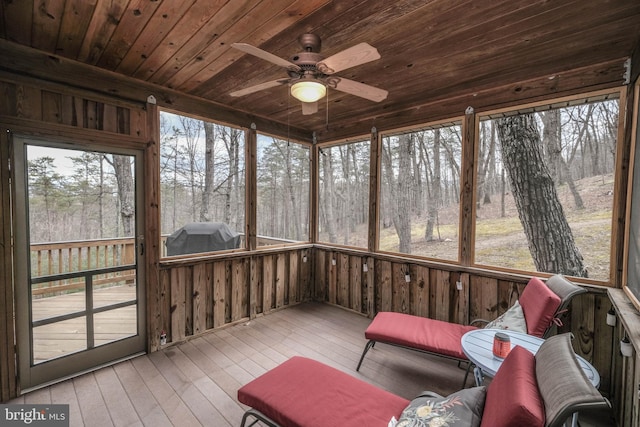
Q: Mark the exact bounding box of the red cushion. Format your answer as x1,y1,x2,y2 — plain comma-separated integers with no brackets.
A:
238,356,410,427
365,312,478,359
519,277,561,337
480,345,545,427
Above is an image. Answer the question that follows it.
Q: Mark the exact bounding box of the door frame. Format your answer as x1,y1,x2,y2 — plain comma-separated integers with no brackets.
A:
12,134,146,392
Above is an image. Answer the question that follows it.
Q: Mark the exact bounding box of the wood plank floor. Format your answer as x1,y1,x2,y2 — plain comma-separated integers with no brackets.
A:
9,302,615,426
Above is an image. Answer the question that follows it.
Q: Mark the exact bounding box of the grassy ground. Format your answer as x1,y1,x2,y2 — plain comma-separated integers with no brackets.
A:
377,173,615,281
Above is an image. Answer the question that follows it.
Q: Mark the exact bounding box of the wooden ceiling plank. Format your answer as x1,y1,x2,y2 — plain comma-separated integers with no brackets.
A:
2,0,33,45
76,0,130,65
130,0,231,81
394,0,637,80
55,0,98,59
114,1,196,75
387,15,638,110
146,0,262,85
170,0,331,93
95,0,163,70
31,0,66,52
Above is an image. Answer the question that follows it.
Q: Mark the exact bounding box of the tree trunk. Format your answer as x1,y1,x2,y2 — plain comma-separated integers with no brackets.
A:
111,155,135,236
395,135,412,253
496,114,587,277
321,149,338,242
425,129,441,242
541,110,584,209
200,122,215,222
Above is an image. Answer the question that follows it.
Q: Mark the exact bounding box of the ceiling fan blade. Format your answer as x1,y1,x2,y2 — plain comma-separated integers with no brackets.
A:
231,43,301,71
333,78,388,102
230,79,289,97
317,43,381,74
301,101,318,115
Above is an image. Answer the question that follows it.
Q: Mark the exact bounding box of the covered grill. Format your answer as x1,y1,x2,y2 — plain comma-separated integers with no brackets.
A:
165,222,240,256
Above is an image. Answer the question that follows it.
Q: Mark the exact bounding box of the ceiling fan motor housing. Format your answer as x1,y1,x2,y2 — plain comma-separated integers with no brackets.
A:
298,33,321,52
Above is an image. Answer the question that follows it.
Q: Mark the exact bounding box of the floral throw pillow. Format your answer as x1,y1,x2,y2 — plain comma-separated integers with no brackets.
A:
396,386,486,427
485,300,527,333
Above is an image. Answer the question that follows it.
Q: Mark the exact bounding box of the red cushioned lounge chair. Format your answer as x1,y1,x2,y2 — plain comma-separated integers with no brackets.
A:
237,333,609,427
356,274,585,386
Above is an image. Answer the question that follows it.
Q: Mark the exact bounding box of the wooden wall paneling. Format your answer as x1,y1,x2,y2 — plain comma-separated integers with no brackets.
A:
362,256,375,317
454,272,470,325
184,266,194,337
275,253,286,309
205,263,214,330
0,81,17,116
496,279,521,316
249,256,260,318
623,350,636,426
610,321,622,419
157,268,171,346
123,106,140,137
347,256,360,313
328,251,337,304
299,249,310,301
84,99,98,130
0,129,16,400
60,95,82,128
377,260,392,312
102,103,118,133
391,262,409,313
430,269,451,321
169,267,186,341
592,293,614,394
448,271,469,325
338,253,349,307
212,261,226,328
629,351,640,426
231,258,247,321
316,250,326,301
469,275,498,323
16,84,41,120
116,105,126,133
192,263,207,335
41,90,63,124
262,254,274,313
288,251,299,304
570,293,596,362
411,264,430,318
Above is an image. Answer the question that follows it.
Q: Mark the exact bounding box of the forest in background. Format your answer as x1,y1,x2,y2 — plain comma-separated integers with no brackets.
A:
25,97,619,281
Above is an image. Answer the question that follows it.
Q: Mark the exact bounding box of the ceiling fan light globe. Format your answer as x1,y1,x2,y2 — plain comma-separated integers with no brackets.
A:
291,81,326,103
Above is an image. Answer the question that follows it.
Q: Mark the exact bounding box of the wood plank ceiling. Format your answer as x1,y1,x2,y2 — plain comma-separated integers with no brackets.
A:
1,0,639,141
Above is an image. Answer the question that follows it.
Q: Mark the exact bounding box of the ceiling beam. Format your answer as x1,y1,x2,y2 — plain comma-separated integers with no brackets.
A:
0,39,311,142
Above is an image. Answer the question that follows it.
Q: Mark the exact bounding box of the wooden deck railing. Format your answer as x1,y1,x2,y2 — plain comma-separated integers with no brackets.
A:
30,233,293,296
30,237,136,296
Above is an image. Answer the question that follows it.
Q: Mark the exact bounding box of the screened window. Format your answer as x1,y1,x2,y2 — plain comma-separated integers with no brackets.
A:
379,123,462,260
159,111,245,256
318,140,370,248
474,95,620,281
256,134,310,246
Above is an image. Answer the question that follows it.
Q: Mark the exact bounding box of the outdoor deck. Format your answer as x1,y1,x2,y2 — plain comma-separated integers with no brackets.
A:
10,302,613,426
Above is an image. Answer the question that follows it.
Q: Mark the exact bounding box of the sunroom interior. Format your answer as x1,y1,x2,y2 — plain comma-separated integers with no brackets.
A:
1,1,640,426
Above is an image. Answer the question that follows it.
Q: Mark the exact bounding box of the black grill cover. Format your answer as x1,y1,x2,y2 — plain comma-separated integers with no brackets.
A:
166,222,240,256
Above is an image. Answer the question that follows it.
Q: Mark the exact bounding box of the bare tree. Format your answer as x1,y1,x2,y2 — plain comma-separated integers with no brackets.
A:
496,114,587,277
108,155,135,236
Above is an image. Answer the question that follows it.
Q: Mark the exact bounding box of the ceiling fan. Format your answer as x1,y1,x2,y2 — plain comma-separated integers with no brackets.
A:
229,34,388,115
